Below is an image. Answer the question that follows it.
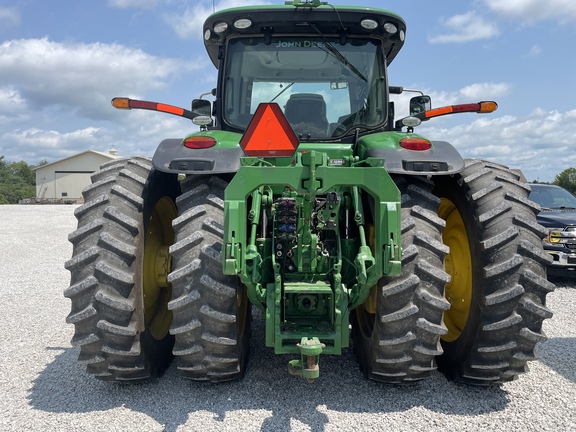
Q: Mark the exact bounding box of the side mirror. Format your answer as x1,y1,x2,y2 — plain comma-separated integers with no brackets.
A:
409,95,431,117
191,99,211,116
191,99,212,126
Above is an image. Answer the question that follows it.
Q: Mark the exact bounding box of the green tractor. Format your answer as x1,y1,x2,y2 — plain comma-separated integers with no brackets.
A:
65,0,554,385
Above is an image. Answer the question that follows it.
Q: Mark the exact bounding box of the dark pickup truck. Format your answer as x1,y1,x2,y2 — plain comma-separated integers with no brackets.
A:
529,183,576,276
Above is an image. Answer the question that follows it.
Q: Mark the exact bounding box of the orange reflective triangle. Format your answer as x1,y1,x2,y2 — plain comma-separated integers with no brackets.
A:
240,103,299,157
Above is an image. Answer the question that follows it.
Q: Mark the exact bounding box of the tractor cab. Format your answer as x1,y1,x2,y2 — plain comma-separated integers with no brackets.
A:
199,2,406,141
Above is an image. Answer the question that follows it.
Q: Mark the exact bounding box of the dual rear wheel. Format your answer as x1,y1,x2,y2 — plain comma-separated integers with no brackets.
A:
65,159,249,381
434,160,554,383
352,159,554,384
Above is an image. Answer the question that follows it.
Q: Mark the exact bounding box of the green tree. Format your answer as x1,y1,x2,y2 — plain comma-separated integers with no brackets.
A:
9,160,35,185
0,156,7,183
0,156,36,204
553,168,576,195
34,159,49,168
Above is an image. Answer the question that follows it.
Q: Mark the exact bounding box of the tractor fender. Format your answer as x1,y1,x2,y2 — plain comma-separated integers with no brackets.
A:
365,140,465,176
152,138,243,175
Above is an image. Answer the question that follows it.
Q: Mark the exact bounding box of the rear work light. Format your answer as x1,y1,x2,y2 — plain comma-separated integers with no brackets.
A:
214,22,228,34
399,137,432,151
183,136,217,149
361,19,379,30
234,19,252,29
383,22,398,34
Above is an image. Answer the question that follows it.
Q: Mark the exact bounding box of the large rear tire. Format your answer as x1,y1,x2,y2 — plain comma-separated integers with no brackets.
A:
65,157,179,381
433,159,555,384
167,175,251,382
352,176,451,383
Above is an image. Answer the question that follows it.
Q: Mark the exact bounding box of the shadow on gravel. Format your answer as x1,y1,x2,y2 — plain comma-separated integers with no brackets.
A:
28,316,511,432
547,275,576,289
538,337,576,385
27,348,511,432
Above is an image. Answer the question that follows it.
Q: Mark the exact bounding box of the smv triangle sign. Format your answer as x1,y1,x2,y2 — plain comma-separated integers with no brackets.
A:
240,103,299,157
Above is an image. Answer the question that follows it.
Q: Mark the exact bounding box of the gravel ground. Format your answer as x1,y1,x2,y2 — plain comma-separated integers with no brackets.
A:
1,204,575,432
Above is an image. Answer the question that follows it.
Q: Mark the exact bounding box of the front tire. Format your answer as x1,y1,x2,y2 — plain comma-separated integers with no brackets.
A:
65,157,179,381
433,159,555,384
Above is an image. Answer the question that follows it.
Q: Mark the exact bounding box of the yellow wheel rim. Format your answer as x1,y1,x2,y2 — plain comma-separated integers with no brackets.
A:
143,196,177,340
438,198,472,342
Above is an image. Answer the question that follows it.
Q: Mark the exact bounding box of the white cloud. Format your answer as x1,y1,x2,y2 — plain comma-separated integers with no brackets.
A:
392,83,576,181
0,88,29,126
391,82,510,117
485,0,576,24
108,0,158,10
0,127,104,162
0,86,27,116
120,113,194,156
165,0,270,40
0,109,194,164
424,83,509,108
0,7,20,28
429,11,500,44
418,109,576,182
459,82,510,100
528,44,542,56
0,38,201,120
0,38,207,165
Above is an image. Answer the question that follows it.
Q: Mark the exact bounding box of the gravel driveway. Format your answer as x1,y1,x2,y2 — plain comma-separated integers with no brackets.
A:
1,205,574,432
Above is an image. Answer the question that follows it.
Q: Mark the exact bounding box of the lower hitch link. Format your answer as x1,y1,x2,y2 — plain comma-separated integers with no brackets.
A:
288,337,325,383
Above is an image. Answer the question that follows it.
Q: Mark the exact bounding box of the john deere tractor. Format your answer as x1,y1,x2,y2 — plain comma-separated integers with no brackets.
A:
65,0,554,385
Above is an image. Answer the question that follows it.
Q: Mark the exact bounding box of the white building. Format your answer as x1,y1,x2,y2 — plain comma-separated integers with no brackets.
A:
33,150,119,202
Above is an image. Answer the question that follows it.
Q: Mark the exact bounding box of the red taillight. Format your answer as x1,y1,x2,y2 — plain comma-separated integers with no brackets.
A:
183,136,217,149
399,137,432,151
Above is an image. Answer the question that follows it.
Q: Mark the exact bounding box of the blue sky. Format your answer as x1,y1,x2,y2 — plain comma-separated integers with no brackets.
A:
0,0,575,182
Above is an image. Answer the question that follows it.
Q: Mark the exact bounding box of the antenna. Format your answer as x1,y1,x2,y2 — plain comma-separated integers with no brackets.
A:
213,0,215,13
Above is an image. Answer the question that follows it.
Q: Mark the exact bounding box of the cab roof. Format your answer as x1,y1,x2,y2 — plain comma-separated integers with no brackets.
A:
203,3,406,68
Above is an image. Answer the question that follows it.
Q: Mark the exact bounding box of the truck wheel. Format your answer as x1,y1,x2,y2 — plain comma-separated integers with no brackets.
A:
167,175,251,382
433,159,555,384
65,157,179,381
352,176,451,383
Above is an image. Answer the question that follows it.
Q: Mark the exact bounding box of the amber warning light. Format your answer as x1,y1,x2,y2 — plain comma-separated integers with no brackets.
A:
417,101,498,121
111,97,196,121
240,103,299,157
